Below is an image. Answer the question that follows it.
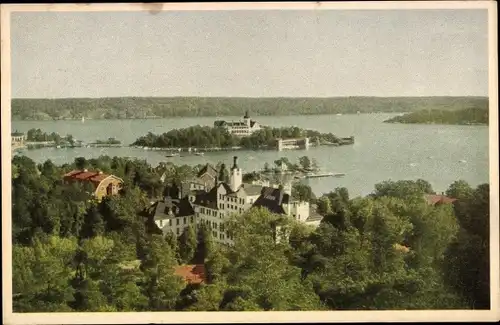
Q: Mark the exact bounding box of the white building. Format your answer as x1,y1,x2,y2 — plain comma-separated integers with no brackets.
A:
151,156,322,245
213,111,262,137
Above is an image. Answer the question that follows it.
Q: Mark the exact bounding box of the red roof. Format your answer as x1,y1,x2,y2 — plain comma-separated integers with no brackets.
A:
425,194,457,205
173,264,206,285
63,169,113,186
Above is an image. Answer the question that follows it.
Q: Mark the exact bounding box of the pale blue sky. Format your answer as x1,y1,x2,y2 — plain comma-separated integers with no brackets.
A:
11,9,489,98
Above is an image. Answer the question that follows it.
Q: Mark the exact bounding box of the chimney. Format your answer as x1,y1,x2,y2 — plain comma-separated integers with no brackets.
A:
232,156,239,170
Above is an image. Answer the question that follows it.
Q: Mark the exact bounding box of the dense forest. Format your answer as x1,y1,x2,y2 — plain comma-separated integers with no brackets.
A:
384,107,489,125
132,126,352,149
11,155,490,311
11,96,488,120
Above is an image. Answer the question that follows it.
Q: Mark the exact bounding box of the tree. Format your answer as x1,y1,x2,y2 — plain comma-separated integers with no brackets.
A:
444,184,490,309
298,156,312,170
446,180,473,201
13,235,78,312
292,183,315,202
140,235,184,311
178,225,198,264
316,196,332,216
74,157,88,170
222,208,324,311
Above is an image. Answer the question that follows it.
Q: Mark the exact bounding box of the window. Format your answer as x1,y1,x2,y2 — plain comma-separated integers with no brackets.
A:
176,228,180,235
183,217,186,224
190,216,194,223
169,219,172,226
213,231,217,238
176,219,180,225
159,220,163,227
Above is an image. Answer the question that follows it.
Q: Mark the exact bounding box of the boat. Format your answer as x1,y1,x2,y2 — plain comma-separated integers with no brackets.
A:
165,153,180,158
333,173,346,177
194,152,204,156
459,160,467,163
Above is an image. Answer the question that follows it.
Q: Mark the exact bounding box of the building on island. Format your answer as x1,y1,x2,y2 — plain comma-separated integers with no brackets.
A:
63,169,123,201
213,111,262,137
11,131,26,149
277,137,310,151
151,156,322,245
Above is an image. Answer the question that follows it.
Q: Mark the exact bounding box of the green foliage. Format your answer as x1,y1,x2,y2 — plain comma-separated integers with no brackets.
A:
178,225,198,264
384,107,488,125
446,180,474,201
12,96,488,120
10,155,488,311
444,184,490,309
292,183,315,202
25,128,73,144
133,125,352,150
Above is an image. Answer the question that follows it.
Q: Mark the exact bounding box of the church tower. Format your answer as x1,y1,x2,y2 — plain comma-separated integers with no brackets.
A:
230,156,242,191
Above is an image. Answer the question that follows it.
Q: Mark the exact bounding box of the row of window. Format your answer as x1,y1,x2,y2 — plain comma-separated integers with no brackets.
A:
158,215,195,228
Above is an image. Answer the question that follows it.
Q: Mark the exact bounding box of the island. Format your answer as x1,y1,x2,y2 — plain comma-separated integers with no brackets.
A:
131,125,354,152
24,128,76,149
383,107,488,125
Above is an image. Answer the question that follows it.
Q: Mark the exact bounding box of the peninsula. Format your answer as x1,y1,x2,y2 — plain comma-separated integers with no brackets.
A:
384,107,488,125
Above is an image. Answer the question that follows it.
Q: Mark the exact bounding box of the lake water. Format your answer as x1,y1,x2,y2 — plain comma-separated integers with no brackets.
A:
12,113,489,197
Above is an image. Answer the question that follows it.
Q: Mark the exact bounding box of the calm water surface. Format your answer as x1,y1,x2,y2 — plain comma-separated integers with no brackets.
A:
12,114,489,197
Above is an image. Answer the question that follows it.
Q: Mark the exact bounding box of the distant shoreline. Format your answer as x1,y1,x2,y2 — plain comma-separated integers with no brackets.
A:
11,96,488,121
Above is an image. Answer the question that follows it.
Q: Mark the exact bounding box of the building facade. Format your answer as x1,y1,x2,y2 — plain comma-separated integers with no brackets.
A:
63,169,123,201
213,111,262,137
152,156,322,245
11,131,25,149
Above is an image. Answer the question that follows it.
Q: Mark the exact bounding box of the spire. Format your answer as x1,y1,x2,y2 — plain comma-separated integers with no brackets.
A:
232,156,239,170
244,110,250,119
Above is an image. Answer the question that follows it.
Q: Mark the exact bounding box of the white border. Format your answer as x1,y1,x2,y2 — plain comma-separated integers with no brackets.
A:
1,2,499,324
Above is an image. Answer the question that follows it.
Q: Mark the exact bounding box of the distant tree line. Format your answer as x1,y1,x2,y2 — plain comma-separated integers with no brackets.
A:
11,96,488,120
384,107,489,125
11,155,490,311
132,126,351,149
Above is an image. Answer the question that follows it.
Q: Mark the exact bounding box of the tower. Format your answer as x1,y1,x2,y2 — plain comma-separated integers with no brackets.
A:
243,110,251,126
230,156,242,191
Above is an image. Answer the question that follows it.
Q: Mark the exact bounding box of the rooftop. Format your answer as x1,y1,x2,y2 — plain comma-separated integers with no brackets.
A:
424,194,457,205
252,186,290,214
152,196,195,221
173,264,206,285
63,169,120,186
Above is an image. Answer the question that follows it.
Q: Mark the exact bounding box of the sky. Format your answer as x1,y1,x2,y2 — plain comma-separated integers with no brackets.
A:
11,9,489,98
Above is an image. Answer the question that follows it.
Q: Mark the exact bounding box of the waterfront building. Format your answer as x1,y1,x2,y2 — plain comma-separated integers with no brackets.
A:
63,169,123,201
151,156,322,245
213,111,262,137
277,137,310,151
11,131,25,149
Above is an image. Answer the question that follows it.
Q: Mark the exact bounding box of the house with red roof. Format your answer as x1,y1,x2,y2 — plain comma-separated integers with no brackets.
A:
424,194,457,206
63,169,123,201
173,264,206,285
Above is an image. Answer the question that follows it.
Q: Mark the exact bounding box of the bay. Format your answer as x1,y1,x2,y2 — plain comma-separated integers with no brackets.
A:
12,113,489,197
